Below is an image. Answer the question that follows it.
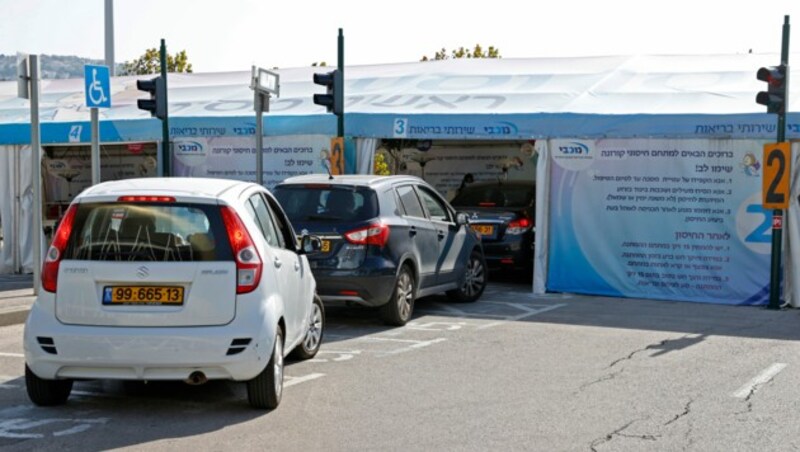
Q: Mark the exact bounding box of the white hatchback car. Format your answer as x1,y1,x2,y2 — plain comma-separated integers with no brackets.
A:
24,177,324,409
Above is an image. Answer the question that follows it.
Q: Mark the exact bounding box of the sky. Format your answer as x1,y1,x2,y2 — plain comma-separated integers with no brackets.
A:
1,0,800,72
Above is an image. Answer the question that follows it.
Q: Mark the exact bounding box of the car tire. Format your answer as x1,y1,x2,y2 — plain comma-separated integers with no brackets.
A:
447,251,487,303
380,265,415,326
247,328,284,410
290,294,325,360
25,364,72,406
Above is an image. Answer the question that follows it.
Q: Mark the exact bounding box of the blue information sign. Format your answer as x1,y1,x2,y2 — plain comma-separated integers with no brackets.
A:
84,65,111,108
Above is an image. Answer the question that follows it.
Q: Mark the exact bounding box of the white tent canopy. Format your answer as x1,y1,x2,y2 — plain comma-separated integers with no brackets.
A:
0,53,797,126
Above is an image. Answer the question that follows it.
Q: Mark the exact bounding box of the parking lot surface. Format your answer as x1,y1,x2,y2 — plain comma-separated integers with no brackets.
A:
2,279,800,450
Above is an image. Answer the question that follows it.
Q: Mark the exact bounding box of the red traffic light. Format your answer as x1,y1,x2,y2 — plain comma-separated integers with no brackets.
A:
755,65,787,114
757,66,785,86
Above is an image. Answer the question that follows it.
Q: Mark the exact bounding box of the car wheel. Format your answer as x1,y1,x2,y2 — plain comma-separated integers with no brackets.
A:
380,265,415,326
25,364,72,406
290,294,325,360
247,328,284,409
447,251,487,303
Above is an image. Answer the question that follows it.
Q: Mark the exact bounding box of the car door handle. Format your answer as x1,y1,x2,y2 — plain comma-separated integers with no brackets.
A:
409,226,417,236
274,257,282,268
437,230,446,240
294,260,300,271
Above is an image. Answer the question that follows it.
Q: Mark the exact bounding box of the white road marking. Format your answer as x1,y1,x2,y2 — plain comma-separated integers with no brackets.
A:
0,417,109,439
371,337,448,356
285,373,325,388
309,350,362,363
733,363,787,399
406,321,467,331
477,303,567,329
0,352,24,358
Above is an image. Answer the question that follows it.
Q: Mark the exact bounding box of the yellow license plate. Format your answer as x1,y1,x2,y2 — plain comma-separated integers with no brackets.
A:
471,225,494,235
321,240,331,252
103,286,184,305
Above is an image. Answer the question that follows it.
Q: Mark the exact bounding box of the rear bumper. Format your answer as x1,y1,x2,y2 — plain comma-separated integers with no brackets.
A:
24,298,277,382
314,269,397,307
482,235,534,269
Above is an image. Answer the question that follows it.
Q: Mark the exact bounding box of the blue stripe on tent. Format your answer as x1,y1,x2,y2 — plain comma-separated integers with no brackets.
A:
1,113,799,145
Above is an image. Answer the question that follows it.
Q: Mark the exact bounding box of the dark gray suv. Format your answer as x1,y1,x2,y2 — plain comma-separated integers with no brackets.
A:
274,175,487,326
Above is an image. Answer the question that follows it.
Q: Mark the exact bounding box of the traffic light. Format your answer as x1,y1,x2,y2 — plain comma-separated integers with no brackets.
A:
136,76,167,120
312,70,343,115
756,65,787,114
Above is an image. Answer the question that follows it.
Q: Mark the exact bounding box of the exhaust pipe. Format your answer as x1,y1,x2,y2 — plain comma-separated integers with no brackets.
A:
185,371,208,385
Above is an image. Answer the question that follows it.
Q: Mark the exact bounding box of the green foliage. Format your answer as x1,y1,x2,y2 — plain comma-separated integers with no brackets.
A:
120,49,193,75
311,62,328,67
374,152,391,175
421,44,501,62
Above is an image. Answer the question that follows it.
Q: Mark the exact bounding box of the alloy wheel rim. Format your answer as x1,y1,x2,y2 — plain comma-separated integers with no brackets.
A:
463,257,485,296
304,304,323,351
274,338,283,398
398,272,413,320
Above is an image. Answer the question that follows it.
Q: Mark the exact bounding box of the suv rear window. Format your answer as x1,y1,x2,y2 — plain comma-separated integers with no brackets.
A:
274,185,378,223
451,184,535,208
64,203,233,262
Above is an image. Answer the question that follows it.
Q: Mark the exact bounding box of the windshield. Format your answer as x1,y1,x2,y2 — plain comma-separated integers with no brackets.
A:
274,185,379,223
451,184,534,208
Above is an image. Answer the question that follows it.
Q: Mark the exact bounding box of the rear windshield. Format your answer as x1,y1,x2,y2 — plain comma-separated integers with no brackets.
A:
450,184,535,208
64,203,233,262
273,185,378,223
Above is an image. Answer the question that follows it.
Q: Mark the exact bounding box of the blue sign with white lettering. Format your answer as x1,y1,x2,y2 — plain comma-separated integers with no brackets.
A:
84,65,111,108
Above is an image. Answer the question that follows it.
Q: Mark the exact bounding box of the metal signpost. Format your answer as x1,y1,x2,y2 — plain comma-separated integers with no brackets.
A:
17,54,42,292
84,64,111,185
250,67,280,186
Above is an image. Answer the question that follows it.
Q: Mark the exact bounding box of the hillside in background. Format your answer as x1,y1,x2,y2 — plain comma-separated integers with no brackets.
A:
0,54,123,81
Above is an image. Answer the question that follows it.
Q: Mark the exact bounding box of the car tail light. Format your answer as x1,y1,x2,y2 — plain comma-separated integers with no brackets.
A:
506,218,532,235
117,196,176,203
344,223,390,247
42,204,78,293
221,206,262,294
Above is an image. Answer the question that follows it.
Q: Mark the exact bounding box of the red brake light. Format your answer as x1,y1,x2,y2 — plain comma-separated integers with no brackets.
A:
344,223,390,247
42,204,78,293
220,206,262,294
506,218,533,235
117,196,176,203
479,202,496,207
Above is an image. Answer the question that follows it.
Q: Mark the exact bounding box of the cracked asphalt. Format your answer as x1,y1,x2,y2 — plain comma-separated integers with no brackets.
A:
1,280,800,450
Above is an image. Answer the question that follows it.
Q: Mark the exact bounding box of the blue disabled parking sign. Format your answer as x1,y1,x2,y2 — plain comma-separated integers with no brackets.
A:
84,64,111,108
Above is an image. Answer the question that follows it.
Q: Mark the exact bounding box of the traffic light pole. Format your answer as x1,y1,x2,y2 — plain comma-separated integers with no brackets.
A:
160,39,170,177
338,28,344,138
767,15,790,310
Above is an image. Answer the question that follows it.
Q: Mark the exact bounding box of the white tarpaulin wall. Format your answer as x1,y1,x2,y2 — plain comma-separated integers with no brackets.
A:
534,138,800,306
0,145,35,274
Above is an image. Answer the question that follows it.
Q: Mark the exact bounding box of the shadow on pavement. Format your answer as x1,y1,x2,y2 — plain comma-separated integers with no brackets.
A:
0,377,277,450
321,273,800,345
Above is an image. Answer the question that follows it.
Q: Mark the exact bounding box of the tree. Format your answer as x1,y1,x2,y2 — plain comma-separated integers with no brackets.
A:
311,62,328,67
120,49,193,75
421,44,501,61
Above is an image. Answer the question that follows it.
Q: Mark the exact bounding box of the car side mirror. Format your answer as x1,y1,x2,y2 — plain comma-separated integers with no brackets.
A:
456,212,469,226
299,235,322,255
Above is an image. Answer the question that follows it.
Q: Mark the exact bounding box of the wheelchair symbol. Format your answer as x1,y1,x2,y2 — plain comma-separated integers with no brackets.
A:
88,68,108,105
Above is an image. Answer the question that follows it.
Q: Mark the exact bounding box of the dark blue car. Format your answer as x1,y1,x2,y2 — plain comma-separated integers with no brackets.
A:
274,175,487,326
449,181,535,276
